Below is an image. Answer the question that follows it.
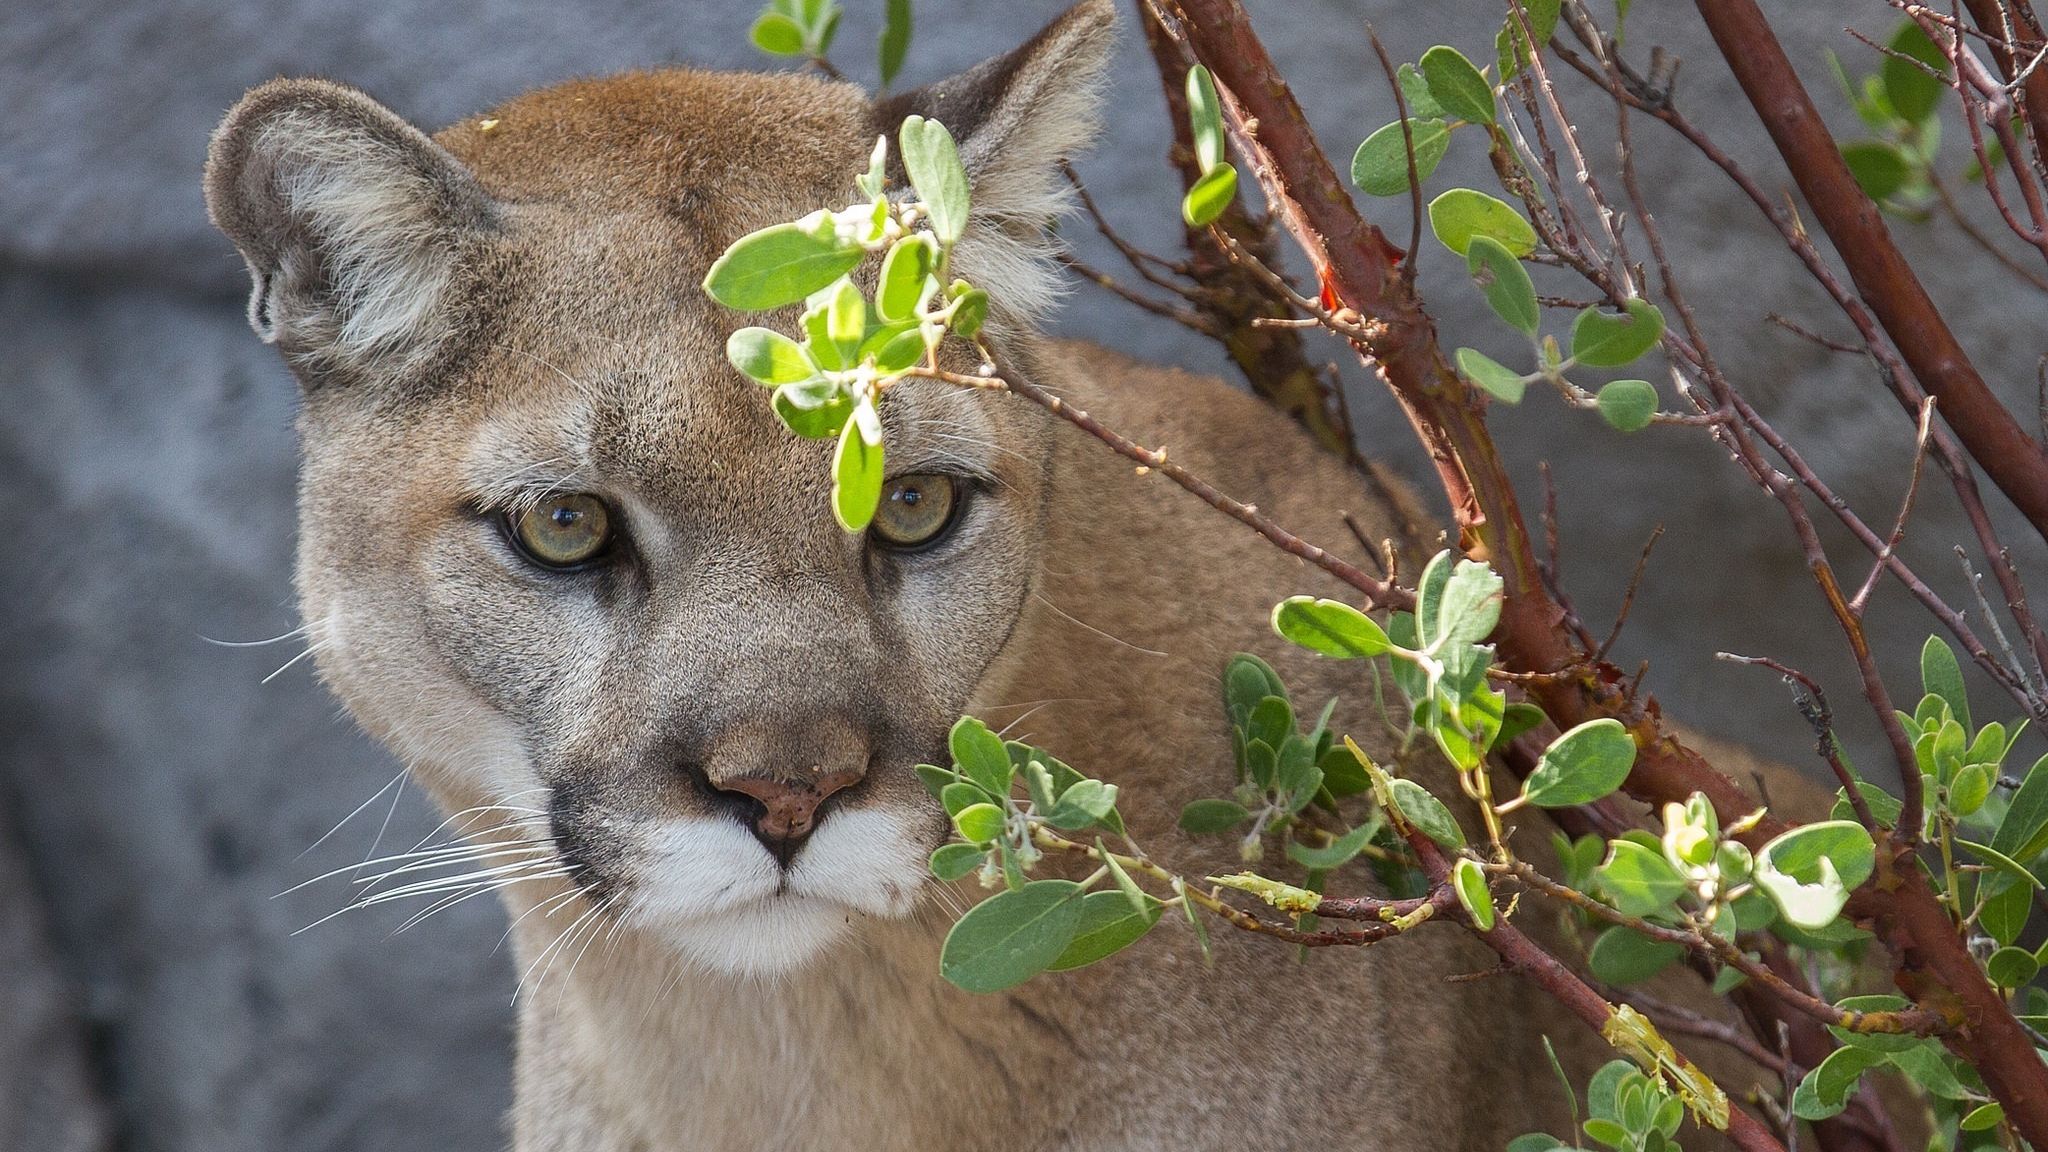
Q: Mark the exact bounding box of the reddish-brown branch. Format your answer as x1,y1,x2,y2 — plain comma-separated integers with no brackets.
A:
1693,0,2048,544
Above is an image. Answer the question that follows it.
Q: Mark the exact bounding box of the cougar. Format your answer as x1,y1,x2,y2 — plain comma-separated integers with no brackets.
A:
205,2,1794,1146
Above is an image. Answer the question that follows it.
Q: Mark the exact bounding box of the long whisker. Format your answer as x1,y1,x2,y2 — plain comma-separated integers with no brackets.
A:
298,768,409,861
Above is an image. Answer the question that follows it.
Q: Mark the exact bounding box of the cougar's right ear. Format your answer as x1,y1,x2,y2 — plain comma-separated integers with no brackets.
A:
205,78,497,386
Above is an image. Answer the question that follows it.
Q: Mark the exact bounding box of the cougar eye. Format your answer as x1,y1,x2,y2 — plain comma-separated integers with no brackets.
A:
871,473,960,550
505,494,614,569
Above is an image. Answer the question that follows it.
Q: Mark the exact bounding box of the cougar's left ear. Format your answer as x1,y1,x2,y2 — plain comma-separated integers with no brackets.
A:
205,78,498,387
876,0,1117,317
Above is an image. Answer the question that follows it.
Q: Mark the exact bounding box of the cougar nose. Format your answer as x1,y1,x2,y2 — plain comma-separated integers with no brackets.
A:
714,767,864,857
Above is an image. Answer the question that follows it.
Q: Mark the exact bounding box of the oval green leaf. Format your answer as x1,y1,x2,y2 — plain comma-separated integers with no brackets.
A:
1522,718,1636,808
1271,596,1391,658
929,842,985,881
1587,925,1685,985
725,327,815,385
1428,189,1538,257
1182,162,1239,228
877,235,934,323
899,115,969,245
1391,777,1467,850
1570,299,1665,367
1420,45,1496,126
1456,347,1527,403
831,408,885,532
749,12,807,55
703,219,865,311
950,716,1013,797
1047,890,1162,971
1453,856,1496,929
1466,235,1539,335
1595,839,1687,917
1351,118,1450,197
1186,64,1228,172
1596,379,1658,433
940,879,1086,993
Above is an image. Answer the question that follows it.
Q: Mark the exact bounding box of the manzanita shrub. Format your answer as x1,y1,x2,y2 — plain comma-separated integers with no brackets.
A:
722,3,2048,1149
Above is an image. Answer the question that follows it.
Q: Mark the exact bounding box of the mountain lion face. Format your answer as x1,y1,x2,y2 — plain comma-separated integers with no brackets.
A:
208,6,1114,973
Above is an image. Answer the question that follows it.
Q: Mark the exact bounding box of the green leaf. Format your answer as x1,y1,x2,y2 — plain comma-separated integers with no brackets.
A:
1495,0,1561,81
1596,839,1687,917
1887,1042,1971,1099
1351,118,1450,197
1047,890,1162,971
1596,380,1659,433
1995,753,2048,860
1587,925,1685,985
1841,141,1911,202
877,236,934,323
1223,653,1286,726
831,407,884,532
1320,744,1371,798
1500,701,1546,745
1434,558,1504,648
953,802,1005,844
877,0,912,88
929,842,984,881
950,716,1013,797
1827,994,1920,1053
1429,189,1538,257
1456,347,1528,403
1984,874,2033,946
1570,299,1665,367
749,12,807,55
703,219,866,311
1271,596,1391,658
1390,778,1466,850
1989,945,2040,988
899,115,969,245
1420,45,1496,125
1043,778,1118,831
725,327,815,385
825,277,866,363
1182,163,1239,228
939,781,985,817
1523,719,1637,808
1453,857,1496,930
1882,20,1949,125
939,879,1085,993
1398,63,1447,120
1467,235,1539,335
1178,798,1251,835
866,325,926,374
1961,1103,2006,1132
1792,1045,1884,1120
772,380,853,439
1186,64,1228,171
1415,550,1456,648
1506,1136,1568,1152
1287,821,1378,869
949,286,990,340
1755,821,1875,930
1957,838,2043,889
1920,635,1971,733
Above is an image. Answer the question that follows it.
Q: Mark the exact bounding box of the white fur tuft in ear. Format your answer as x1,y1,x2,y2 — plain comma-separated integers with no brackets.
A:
879,0,1118,330
205,79,496,384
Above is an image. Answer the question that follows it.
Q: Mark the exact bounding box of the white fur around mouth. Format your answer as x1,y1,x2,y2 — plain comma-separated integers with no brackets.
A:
623,808,928,976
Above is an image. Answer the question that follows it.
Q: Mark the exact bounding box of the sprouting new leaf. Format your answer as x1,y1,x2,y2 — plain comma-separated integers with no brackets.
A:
877,235,934,323
703,219,866,310
1047,890,1162,971
940,879,1085,993
878,0,912,88
1453,857,1496,929
1522,719,1636,808
1456,347,1528,403
1271,596,1391,658
1186,64,1228,171
1596,380,1659,433
950,716,1014,797
831,407,885,532
1754,821,1875,930
1419,45,1496,125
1429,189,1538,257
1182,163,1239,228
1351,118,1450,197
1919,635,1970,733
899,115,969,245
750,11,807,55
1466,235,1539,335
1596,839,1687,917
725,327,815,385
1570,299,1665,367
1391,778,1467,850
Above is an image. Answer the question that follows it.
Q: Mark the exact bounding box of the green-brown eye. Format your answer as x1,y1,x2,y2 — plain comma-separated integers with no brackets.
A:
871,474,960,550
506,494,614,569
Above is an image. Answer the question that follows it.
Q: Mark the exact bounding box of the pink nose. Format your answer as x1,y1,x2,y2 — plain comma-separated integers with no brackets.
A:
714,767,864,846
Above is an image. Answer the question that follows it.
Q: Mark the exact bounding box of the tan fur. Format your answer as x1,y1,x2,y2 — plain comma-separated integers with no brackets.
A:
205,4,1807,1147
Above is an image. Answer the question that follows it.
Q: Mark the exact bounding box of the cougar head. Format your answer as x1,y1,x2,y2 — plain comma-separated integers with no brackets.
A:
205,1,1116,975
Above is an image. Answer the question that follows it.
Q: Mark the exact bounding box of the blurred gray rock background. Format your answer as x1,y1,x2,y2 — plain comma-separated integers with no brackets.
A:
2,0,2042,1148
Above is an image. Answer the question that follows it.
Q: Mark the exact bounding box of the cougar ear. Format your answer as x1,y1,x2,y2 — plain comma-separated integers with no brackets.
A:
204,78,496,385
876,0,1117,321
